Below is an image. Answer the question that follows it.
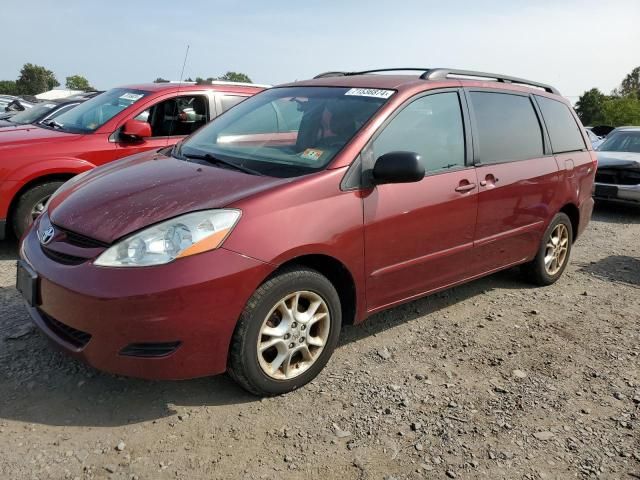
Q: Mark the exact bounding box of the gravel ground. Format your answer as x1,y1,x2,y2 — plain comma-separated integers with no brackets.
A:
0,202,639,480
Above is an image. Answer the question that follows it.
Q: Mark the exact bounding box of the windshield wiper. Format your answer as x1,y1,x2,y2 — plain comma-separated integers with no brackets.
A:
43,120,64,129
181,152,263,176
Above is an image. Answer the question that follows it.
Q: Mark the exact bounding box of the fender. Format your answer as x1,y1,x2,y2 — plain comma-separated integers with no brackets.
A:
1,157,96,221
7,157,96,183
242,242,368,325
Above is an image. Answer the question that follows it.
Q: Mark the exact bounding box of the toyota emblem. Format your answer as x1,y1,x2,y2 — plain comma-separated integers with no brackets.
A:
40,226,55,245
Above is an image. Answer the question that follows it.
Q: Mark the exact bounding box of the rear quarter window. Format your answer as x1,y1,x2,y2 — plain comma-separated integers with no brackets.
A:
220,95,248,112
535,96,586,153
469,92,544,164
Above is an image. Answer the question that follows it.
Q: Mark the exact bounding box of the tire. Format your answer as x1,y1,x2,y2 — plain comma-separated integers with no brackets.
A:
12,181,65,239
228,267,342,396
522,212,573,286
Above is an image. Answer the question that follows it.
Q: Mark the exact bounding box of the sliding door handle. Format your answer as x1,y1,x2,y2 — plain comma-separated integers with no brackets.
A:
480,174,499,187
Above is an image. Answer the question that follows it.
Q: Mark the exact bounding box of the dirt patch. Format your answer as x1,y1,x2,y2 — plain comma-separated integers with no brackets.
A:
0,202,639,479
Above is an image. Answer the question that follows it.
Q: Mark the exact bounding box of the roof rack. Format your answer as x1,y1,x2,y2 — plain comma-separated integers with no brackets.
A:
421,68,560,95
164,80,271,88
313,68,429,79
206,80,272,88
312,68,560,95
313,71,349,79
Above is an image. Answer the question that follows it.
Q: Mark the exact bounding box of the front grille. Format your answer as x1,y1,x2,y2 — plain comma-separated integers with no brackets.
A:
120,342,182,358
596,169,640,186
60,228,110,249
41,246,87,266
39,310,92,349
39,225,108,265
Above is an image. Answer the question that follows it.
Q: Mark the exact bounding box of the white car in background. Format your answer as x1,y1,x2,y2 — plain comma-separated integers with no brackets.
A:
594,127,640,205
585,127,604,150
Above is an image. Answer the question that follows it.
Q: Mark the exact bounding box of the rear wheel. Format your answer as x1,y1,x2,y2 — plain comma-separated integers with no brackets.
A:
228,267,342,396
12,181,65,238
522,212,573,286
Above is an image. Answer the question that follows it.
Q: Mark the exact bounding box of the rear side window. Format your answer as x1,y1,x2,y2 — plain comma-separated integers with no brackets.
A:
373,92,466,173
220,95,247,112
469,92,543,163
535,96,586,153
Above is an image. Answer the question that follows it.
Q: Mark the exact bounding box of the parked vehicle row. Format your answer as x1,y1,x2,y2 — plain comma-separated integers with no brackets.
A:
0,91,102,128
1,95,35,114
16,68,597,395
0,95,20,111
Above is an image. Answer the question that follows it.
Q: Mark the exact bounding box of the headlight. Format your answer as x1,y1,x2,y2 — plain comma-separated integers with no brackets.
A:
94,209,241,267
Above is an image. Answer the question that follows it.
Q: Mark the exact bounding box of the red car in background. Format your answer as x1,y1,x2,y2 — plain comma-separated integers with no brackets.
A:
0,81,265,238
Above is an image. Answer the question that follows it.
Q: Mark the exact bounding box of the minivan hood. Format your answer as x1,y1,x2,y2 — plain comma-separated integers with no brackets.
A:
49,151,291,243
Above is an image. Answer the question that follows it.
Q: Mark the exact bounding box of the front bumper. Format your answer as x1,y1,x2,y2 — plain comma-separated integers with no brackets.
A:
594,182,640,203
20,224,273,380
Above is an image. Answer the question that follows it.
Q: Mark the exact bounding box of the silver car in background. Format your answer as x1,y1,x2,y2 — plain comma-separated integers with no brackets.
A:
585,128,604,149
594,127,640,205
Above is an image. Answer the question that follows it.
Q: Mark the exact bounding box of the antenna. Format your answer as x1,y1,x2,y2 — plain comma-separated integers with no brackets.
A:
166,45,190,147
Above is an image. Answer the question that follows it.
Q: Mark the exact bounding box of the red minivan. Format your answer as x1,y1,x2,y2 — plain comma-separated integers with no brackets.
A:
0,81,265,238
18,69,596,396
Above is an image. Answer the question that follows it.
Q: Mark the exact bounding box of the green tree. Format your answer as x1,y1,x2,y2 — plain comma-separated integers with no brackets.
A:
153,77,170,83
0,80,18,95
617,66,640,98
194,72,253,85
217,71,252,83
65,75,93,91
575,88,607,126
601,96,640,126
15,63,59,95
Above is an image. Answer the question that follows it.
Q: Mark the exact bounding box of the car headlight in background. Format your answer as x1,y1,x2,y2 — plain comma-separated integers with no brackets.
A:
94,209,241,267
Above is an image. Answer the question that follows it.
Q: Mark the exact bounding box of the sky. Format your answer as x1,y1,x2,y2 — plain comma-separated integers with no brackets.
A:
2,0,639,102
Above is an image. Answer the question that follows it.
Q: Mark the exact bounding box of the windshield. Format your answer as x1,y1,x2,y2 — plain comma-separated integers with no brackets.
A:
598,131,640,153
179,86,393,177
51,88,150,133
8,102,59,124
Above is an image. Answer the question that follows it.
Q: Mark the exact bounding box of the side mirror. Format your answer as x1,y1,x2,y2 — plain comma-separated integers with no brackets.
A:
122,119,152,140
372,151,425,184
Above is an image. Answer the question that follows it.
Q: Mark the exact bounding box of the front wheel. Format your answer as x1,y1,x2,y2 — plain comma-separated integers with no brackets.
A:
228,267,342,396
12,181,65,239
522,212,573,286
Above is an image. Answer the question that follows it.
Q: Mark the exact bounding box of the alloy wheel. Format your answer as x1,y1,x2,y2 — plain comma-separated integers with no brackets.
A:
257,291,330,380
544,223,569,276
31,196,50,221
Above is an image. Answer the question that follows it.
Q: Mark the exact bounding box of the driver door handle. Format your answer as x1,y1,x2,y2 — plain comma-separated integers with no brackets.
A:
455,183,477,193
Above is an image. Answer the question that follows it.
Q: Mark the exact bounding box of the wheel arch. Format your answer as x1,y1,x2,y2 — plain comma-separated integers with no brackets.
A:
558,203,580,243
7,172,78,234
267,254,358,327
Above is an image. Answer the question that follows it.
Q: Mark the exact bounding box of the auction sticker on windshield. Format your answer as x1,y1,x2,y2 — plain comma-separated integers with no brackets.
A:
345,88,394,99
120,93,144,102
300,148,324,162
